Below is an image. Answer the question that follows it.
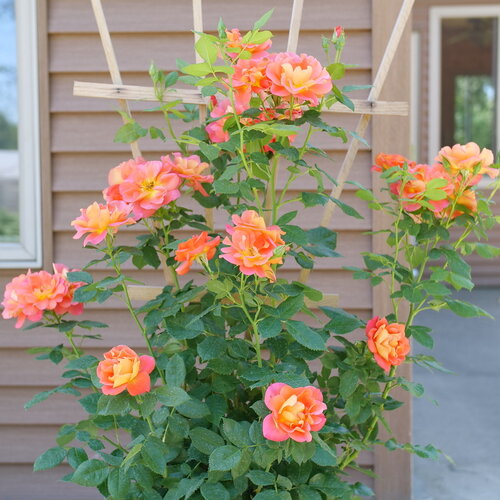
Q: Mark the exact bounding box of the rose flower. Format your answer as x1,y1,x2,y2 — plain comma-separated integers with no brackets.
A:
175,232,220,275
262,383,327,442
366,316,410,372
1,264,84,328
97,345,155,396
71,201,136,246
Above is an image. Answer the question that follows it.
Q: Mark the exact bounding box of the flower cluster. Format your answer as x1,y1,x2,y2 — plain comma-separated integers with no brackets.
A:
374,142,498,219
206,30,333,143
1,263,84,328
221,210,286,282
71,154,214,245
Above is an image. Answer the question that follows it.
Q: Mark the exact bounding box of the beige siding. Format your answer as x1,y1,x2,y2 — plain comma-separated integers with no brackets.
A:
413,0,500,285
0,0,410,497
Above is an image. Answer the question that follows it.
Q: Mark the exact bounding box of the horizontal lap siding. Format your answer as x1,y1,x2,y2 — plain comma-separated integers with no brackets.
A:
1,0,375,497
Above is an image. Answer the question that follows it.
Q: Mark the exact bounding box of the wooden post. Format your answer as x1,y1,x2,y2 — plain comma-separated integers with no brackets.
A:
372,1,412,498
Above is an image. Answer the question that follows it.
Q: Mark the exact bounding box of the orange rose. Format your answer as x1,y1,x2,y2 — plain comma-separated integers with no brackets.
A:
174,232,220,275
436,142,497,184
96,345,155,396
372,153,415,172
366,316,410,372
262,383,327,442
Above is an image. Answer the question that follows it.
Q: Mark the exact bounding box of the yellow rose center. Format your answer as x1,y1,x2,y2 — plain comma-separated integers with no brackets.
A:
111,357,140,388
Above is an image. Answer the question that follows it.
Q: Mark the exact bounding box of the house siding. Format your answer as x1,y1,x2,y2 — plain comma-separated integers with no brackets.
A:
0,0,411,497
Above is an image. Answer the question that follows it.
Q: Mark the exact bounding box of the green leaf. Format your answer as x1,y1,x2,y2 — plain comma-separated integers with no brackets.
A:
190,427,225,455
290,440,316,465
253,492,290,500
321,307,364,334
24,389,55,409
195,35,218,64
303,227,338,258
253,9,274,30
277,295,304,320
222,418,251,448
33,447,67,471
107,468,129,499
79,393,100,414
65,355,99,370
97,393,132,416
301,192,327,208
398,378,425,397
200,142,220,161
286,320,326,351
67,271,93,284
67,447,88,469
213,179,239,194
329,197,363,219
73,285,97,303
114,121,147,143
164,353,186,387
258,317,282,339
445,299,493,318
408,326,434,349
201,482,230,500
297,485,322,500
141,436,168,476
339,371,358,399
198,336,227,361
71,459,109,487
155,386,191,407
182,62,212,76
176,398,210,418
209,445,242,472
247,470,275,486
327,62,345,80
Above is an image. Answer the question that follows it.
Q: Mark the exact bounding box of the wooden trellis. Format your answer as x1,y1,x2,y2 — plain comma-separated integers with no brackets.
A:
75,0,415,306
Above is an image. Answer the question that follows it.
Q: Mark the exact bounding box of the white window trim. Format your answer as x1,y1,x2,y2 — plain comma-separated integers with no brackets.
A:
0,0,42,268
429,5,500,167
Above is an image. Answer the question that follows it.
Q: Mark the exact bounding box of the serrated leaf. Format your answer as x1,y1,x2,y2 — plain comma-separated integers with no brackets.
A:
247,470,275,486
200,482,230,500
190,427,225,455
156,386,191,407
258,317,282,339
339,371,358,399
33,447,67,471
253,9,274,30
209,445,242,472
71,459,109,487
285,320,325,351
67,271,93,284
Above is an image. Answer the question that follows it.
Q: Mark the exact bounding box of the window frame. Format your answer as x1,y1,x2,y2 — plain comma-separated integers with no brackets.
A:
0,0,42,267
429,5,500,165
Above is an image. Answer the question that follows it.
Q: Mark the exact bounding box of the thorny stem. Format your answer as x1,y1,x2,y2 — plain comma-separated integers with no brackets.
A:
106,237,166,384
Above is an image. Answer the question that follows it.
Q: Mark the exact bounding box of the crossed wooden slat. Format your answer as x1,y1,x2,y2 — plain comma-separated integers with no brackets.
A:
76,0,415,307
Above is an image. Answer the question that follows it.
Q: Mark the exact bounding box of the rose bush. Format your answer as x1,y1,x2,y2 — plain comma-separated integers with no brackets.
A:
2,11,499,499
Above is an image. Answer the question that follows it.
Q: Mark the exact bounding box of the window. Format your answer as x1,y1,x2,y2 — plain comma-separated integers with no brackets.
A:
429,6,500,165
0,0,41,267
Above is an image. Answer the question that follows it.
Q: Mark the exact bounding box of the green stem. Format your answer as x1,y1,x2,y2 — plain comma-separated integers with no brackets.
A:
338,366,397,470
65,330,80,357
265,154,280,224
107,239,166,384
